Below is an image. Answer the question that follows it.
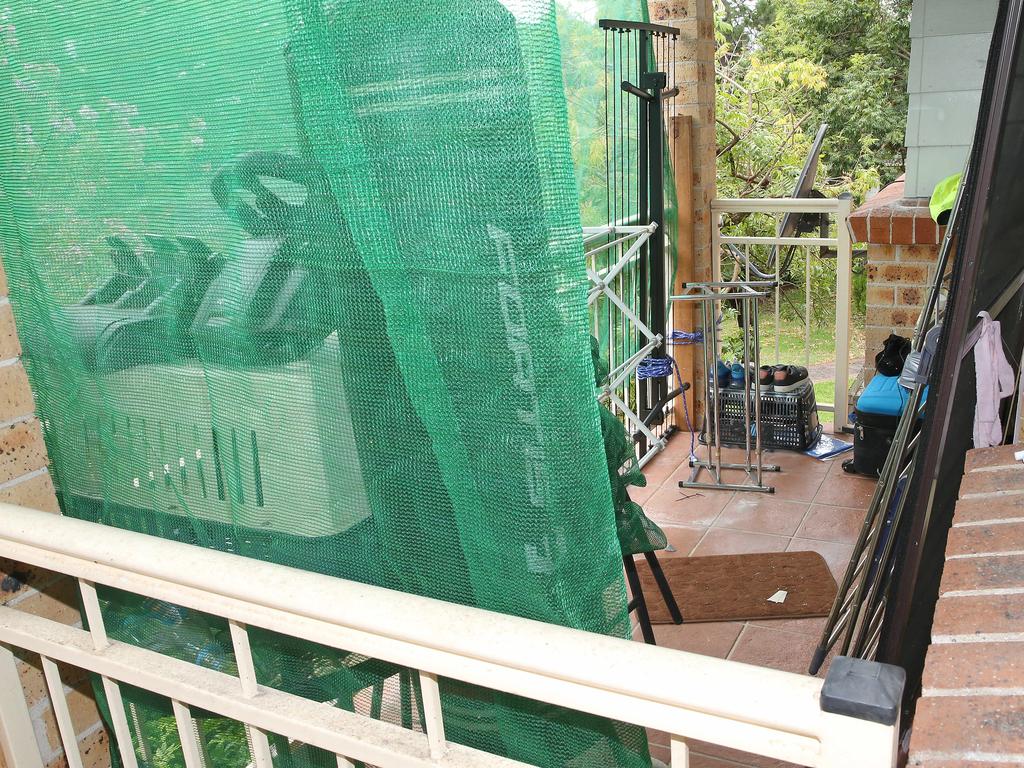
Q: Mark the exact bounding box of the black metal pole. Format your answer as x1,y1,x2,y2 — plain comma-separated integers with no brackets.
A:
637,29,652,441
645,69,668,408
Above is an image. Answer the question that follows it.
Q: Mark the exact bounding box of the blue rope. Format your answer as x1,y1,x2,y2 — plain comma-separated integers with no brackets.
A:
637,352,697,458
667,329,704,346
636,356,676,380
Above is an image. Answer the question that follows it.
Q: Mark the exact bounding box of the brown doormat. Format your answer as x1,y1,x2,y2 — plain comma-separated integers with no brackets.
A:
637,551,838,623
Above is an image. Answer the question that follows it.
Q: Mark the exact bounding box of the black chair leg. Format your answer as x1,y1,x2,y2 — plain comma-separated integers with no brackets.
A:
644,551,684,625
623,554,656,645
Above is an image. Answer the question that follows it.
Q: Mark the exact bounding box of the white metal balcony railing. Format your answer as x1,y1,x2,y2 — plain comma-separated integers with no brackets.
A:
0,504,900,768
712,197,855,430
583,197,855,471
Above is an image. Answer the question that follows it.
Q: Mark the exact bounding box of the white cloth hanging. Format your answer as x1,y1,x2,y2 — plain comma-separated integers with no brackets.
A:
973,311,1016,448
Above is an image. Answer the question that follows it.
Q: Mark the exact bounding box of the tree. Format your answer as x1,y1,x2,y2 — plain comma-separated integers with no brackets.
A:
715,0,911,199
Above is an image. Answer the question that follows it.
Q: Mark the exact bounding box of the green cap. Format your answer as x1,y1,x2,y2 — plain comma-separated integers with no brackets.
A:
929,172,961,225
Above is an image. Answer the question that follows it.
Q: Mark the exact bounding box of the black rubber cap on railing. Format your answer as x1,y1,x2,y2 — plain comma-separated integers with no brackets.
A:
820,656,906,726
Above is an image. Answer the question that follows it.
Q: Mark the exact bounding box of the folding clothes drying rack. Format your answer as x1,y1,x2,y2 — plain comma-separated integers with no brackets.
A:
672,280,780,493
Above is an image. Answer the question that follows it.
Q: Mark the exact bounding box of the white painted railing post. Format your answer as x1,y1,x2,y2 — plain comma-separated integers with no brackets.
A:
0,505,902,768
77,578,140,768
227,620,274,768
0,643,42,768
417,671,447,760
710,197,858,426
41,657,84,768
833,197,854,431
670,736,690,767
818,656,904,768
818,713,899,768
171,699,205,768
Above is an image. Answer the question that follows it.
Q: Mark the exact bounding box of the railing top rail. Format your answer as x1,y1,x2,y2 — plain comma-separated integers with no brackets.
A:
711,198,853,215
718,235,840,248
0,504,828,741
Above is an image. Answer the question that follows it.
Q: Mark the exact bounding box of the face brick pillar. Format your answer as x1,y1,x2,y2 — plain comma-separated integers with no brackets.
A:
0,255,109,768
649,0,716,423
849,176,943,385
649,0,716,283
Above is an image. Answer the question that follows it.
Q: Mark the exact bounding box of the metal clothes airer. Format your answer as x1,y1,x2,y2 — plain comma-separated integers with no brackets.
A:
672,280,780,493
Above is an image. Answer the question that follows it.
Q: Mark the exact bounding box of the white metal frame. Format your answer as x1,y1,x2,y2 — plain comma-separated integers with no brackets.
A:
673,280,780,493
0,504,898,768
583,222,667,465
711,197,855,430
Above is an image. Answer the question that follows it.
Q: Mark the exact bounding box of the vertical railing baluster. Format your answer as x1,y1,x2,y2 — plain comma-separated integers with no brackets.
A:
77,579,139,768
775,231,782,366
76,580,108,649
0,643,43,768
171,700,204,768
670,736,690,767
417,671,446,760
40,657,83,768
227,621,273,768
834,198,853,430
805,245,812,370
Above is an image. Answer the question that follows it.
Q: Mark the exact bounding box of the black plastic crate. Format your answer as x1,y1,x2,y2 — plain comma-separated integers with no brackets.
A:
701,380,822,451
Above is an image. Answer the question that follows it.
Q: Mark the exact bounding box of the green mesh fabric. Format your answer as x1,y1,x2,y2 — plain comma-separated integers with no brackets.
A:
590,338,667,556
557,1,680,394
0,2,652,767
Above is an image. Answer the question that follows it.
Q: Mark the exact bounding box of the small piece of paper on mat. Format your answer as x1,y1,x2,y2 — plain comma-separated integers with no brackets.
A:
767,589,788,604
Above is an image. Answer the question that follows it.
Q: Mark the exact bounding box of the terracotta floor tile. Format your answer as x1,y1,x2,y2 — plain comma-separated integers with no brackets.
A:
648,740,673,767
682,739,799,768
630,433,860,709
690,528,790,557
628,482,659,505
682,465,778,495
825,454,856,477
641,437,697,482
747,615,827,637
648,730,794,768
795,504,866,544
714,496,810,537
659,524,707,557
645,620,744,658
813,644,841,679
687,754,753,768
813,472,877,509
762,468,825,502
727,624,819,675
769,450,830,477
688,442,746,464
787,537,855,583
664,749,777,768
645,482,733,526
659,433,701,460
642,452,686,488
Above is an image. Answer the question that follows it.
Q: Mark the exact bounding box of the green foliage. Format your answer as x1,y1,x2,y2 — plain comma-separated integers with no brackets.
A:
714,0,905,343
136,713,250,768
716,0,911,197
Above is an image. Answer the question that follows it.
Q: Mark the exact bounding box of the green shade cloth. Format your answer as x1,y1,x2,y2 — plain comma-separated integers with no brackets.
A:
0,1,664,766
591,337,668,555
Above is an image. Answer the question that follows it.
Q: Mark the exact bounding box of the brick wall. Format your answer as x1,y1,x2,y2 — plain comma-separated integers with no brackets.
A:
649,0,716,417
649,0,717,286
850,177,944,384
908,443,1024,765
0,256,109,768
